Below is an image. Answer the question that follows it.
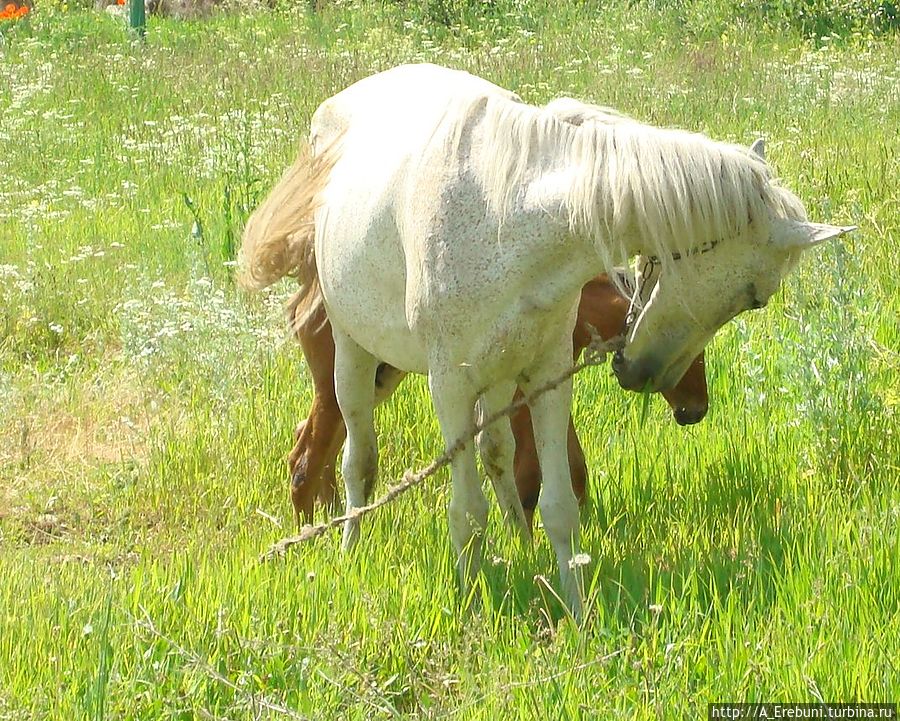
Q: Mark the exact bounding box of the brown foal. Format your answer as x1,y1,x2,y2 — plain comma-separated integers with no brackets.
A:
287,274,708,529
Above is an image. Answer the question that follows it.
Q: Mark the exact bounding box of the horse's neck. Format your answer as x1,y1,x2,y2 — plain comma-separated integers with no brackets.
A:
554,119,754,263
503,162,629,285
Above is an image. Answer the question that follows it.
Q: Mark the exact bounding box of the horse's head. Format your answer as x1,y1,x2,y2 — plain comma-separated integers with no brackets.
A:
660,351,708,424
617,262,708,423
613,220,853,392
612,142,855,393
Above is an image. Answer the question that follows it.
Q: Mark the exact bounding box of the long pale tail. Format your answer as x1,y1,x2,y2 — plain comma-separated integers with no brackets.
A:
238,140,338,331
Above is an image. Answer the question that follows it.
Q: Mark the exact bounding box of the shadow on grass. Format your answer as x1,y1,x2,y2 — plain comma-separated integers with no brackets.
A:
478,450,804,629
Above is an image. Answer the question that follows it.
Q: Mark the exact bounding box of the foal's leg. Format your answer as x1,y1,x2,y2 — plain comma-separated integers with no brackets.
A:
316,423,346,510
512,402,588,532
289,400,344,526
429,368,486,594
288,307,344,526
522,347,585,619
475,381,530,539
566,418,588,507
332,328,380,551
510,389,541,529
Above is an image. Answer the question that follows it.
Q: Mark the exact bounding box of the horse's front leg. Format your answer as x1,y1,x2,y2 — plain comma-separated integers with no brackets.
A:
332,328,380,550
428,367,485,596
522,346,585,620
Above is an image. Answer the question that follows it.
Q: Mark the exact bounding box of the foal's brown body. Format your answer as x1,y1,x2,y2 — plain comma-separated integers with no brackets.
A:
288,274,708,529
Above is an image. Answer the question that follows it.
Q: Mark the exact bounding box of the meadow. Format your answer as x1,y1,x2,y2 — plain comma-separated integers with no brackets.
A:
1,0,899,717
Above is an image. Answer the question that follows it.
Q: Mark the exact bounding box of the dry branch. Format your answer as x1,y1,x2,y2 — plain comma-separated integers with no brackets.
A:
262,333,623,561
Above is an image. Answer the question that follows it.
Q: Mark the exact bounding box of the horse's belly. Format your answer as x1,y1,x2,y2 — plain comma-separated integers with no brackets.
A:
406,272,579,395
329,300,428,374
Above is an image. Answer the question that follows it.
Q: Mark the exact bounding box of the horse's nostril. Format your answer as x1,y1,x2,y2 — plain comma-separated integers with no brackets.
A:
612,352,647,391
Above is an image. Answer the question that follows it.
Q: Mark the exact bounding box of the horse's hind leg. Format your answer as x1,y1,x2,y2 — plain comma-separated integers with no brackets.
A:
429,368,486,595
476,382,530,540
317,364,406,510
332,328,380,550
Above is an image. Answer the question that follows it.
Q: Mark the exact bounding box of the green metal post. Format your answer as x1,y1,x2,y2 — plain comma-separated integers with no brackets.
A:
129,0,145,37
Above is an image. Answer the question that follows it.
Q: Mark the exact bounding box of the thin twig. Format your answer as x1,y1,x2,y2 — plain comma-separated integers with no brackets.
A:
255,507,282,528
261,335,621,561
437,647,625,719
315,668,400,719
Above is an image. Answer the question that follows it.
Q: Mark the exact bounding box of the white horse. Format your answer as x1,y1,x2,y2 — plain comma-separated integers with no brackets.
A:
240,63,852,617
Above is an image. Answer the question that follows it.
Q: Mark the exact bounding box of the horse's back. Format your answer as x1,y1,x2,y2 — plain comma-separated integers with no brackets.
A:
311,63,519,149
311,64,593,384
311,65,523,373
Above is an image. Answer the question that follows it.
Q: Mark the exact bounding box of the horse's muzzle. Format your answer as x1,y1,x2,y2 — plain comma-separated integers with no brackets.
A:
612,350,655,392
673,404,707,426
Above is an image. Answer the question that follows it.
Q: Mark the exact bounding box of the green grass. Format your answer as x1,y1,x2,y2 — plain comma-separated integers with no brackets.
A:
1,1,899,718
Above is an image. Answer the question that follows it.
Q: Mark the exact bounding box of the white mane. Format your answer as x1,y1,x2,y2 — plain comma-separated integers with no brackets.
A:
544,97,634,127
457,93,807,275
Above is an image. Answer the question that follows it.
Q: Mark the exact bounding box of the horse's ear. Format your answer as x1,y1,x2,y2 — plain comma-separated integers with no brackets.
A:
771,219,856,249
749,138,765,160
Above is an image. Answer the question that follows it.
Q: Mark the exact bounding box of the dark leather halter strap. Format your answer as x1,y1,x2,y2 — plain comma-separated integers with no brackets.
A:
623,238,723,337
647,238,721,264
